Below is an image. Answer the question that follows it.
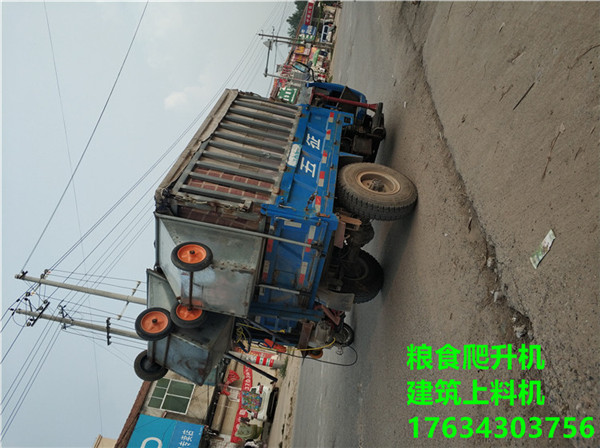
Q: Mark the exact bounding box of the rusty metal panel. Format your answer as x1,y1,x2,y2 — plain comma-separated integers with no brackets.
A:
149,313,234,386
146,268,177,310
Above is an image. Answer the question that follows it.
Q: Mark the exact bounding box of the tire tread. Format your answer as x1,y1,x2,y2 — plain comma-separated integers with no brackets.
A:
338,163,417,220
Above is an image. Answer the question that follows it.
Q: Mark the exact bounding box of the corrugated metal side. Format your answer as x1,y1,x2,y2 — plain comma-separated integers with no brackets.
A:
159,90,300,231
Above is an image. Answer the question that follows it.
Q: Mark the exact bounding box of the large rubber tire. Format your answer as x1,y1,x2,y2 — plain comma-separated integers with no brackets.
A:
341,250,384,304
134,350,168,382
135,307,173,341
338,163,417,220
170,302,207,329
171,242,213,272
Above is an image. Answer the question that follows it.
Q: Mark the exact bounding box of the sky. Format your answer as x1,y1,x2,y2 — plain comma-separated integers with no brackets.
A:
1,2,295,446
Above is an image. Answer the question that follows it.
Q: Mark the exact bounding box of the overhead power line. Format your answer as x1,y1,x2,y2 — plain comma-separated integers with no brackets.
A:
21,0,150,272
2,3,151,442
3,3,292,443
43,0,88,269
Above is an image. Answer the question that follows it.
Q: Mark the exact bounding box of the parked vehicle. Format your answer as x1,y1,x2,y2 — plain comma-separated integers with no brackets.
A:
133,85,417,384
320,20,335,43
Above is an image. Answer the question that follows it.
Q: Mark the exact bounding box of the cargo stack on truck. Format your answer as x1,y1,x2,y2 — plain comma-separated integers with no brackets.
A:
133,84,417,385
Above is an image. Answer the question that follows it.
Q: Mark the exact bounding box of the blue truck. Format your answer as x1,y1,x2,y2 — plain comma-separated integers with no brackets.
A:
133,85,417,385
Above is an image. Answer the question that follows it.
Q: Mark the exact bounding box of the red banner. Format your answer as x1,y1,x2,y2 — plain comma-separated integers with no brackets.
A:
220,370,240,395
304,1,315,25
231,366,253,443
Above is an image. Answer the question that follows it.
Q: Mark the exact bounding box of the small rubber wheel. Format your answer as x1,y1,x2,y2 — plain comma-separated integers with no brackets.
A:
171,242,213,272
133,350,168,382
334,323,355,347
341,250,384,304
135,307,173,341
170,302,207,329
308,349,324,359
338,162,417,220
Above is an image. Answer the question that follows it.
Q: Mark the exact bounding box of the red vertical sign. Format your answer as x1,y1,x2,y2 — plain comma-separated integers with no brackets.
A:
304,1,315,25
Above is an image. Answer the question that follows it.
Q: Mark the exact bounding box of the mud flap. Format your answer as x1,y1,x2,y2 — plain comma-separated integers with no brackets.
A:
298,321,315,350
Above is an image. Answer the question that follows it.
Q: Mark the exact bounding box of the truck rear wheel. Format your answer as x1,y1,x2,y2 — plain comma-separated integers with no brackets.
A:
338,163,417,220
341,250,384,303
135,307,173,341
134,350,168,382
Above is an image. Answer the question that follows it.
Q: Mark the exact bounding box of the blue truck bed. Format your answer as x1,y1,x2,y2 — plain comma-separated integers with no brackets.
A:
256,104,351,331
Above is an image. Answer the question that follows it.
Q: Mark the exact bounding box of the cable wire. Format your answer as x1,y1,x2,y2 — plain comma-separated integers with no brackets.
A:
2,3,151,441
43,0,87,268
3,3,298,442
21,0,150,272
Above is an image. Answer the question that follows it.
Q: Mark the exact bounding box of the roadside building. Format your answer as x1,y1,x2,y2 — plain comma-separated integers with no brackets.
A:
114,369,209,448
269,1,340,102
209,349,280,447
108,348,280,448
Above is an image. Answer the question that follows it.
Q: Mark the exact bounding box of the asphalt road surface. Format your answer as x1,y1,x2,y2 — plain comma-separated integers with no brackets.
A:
292,3,599,448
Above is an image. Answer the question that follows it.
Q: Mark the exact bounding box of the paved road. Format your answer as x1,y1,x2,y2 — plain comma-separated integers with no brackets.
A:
293,3,598,448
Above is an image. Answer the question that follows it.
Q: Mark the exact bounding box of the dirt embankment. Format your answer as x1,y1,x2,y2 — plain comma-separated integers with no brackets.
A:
400,0,599,434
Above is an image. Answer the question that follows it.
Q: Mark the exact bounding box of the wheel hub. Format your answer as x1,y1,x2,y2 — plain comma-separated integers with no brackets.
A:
176,304,203,321
357,171,401,195
177,244,207,264
141,311,169,334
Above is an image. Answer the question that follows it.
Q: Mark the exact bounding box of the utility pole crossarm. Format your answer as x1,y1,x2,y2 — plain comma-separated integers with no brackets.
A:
13,308,141,340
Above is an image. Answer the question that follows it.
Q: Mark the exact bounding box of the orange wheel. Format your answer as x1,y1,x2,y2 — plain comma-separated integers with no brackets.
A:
176,304,203,321
308,349,324,359
135,307,173,341
177,244,207,264
171,302,208,329
141,311,169,333
171,242,213,271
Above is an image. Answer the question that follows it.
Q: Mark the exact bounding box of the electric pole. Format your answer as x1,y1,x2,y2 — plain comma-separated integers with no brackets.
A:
15,273,146,305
